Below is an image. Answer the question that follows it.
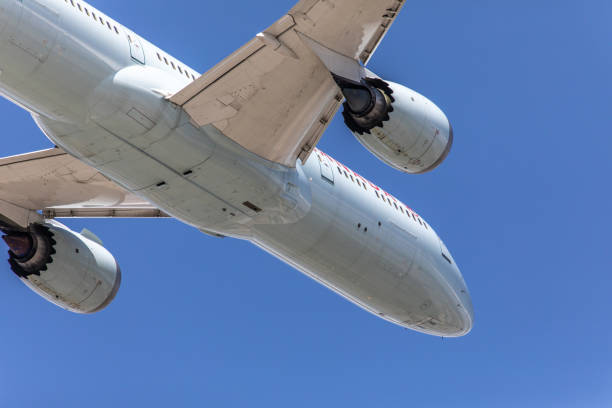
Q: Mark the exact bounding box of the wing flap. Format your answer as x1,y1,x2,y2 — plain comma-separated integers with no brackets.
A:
0,148,160,219
43,207,169,219
172,17,342,166
170,0,405,167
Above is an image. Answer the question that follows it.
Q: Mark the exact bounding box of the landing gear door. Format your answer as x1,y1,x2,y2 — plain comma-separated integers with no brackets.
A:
126,32,145,64
318,154,334,184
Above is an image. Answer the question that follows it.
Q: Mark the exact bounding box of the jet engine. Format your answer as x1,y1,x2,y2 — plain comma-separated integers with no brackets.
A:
337,77,453,174
2,221,121,313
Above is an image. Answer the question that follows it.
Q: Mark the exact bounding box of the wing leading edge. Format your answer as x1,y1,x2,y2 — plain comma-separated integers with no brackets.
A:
170,0,406,167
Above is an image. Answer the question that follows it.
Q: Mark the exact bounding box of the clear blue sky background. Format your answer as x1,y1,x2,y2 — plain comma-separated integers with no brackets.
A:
0,0,610,406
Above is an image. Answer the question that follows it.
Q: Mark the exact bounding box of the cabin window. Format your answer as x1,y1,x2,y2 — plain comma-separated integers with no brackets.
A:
191,74,196,80
178,66,183,74
418,218,423,226
92,12,97,20
343,171,348,178
442,252,452,264
362,183,367,191
106,21,112,30
114,26,119,34
171,61,176,70
84,8,90,16
400,207,404,214
350,175,354,182
157,53,162,61
375,191,379,198
164,57,169,65
70,0,74,6
355,179,361,187
99,17,104,25
77,3,82,11
394,202,398,210
412,213,417,221
337,166,342,174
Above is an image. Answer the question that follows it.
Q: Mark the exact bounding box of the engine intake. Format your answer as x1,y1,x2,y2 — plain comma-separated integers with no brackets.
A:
338,76,453,174
336,77,394,133
3,221,121,313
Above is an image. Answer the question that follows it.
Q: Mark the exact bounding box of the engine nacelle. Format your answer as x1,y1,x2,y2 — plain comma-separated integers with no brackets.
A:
339,77,453,174
2,221,121,313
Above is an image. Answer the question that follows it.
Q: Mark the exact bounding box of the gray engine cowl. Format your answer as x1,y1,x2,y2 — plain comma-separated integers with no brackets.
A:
3,221,121,314
341,78,453,174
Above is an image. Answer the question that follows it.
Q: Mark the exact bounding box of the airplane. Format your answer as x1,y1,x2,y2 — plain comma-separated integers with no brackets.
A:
0,0,473,336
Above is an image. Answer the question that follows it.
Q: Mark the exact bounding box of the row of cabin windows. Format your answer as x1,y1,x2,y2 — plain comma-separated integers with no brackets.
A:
66,0,120,35
335,164,428,230
376,188,428,229
156,52,196,81
338,166,367,191
65,0,199,81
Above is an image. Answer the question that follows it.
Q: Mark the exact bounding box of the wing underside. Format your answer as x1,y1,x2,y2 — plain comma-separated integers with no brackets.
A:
0,148,166,227
0,2,407,224
170,0,406,167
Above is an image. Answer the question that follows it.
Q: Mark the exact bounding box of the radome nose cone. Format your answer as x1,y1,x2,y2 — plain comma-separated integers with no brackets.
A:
456,279,474,336
462,296,474,334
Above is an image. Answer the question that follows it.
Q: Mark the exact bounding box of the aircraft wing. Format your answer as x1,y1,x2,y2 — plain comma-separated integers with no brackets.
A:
170,0,406,167
0,148,167,226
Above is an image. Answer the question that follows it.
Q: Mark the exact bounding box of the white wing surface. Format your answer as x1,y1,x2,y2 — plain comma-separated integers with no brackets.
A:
0,148,167,221
170,0,406,167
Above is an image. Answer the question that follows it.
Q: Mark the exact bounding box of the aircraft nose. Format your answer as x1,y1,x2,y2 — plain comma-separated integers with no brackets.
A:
441,258,474,337
408,270,473,337
436,237,474,335
456,283,474,336
444,254,475,337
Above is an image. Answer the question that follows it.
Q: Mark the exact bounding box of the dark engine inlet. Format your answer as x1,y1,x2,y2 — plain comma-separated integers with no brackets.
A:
334,76,395,135
2,224,55,278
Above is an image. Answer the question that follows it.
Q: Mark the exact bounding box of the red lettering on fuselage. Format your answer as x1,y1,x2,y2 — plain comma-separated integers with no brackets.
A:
315,148,421,218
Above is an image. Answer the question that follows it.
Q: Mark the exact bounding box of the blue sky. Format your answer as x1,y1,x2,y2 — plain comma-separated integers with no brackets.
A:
0,0,610,406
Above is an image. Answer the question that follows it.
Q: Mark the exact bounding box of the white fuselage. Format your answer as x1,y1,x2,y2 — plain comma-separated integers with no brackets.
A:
0,0,473,336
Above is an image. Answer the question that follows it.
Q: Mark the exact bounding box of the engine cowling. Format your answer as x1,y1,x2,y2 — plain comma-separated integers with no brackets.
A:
2,221,121,313
339,77,453,174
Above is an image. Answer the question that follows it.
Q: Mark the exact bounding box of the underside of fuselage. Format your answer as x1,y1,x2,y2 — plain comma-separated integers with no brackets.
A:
0,0,473,336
